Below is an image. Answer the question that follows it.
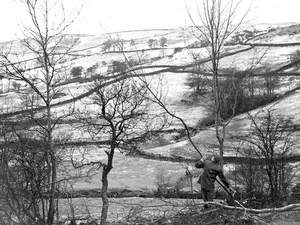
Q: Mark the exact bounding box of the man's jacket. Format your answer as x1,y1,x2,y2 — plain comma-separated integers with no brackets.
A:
195,160,229,191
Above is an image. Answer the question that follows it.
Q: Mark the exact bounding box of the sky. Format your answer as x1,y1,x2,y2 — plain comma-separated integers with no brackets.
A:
1,0,300,42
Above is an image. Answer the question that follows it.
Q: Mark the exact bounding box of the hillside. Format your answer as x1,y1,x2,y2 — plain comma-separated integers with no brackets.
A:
1,23,300,193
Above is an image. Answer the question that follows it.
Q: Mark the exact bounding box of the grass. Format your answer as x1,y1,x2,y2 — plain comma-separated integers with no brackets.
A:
60,151,187,191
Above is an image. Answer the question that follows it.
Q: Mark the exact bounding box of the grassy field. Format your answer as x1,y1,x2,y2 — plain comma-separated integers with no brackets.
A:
60,151,188,191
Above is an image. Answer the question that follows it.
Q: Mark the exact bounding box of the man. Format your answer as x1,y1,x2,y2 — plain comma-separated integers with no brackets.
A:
195,155,230,208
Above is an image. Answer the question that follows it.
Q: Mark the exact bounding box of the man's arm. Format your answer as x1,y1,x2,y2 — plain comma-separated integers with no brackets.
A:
218,170,229,188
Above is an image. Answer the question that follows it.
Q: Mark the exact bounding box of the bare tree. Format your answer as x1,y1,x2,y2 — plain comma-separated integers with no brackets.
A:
262,66,280,97
185,53,212,99
159,37,168,56
70,66,84,78
289,49,300,70
186,0,248,165
148,39,157,48
0,0,79,224
0,122,53,225
229,147,268,205
237,109,297,204
159,37,168,48
74,78,166,225
102,39,113,52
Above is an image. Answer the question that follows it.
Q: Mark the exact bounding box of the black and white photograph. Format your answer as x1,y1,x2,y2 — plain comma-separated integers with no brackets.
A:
0,0,299,224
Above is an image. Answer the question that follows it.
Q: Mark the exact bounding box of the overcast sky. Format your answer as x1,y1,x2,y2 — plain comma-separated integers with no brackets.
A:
0,0,300,42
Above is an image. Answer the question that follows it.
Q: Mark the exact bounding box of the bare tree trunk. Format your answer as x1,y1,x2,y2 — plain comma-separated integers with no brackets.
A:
219,140,224,167
100,140,115,225
47,151,56,225
100,168,109,225
212,55,225,167
47,108,56,225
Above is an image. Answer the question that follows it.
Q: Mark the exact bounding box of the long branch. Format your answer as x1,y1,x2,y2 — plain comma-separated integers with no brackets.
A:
193,202,300,214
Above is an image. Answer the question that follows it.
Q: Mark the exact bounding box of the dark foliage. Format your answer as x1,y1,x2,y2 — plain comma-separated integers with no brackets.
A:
70,66,84,78
193,70,280,128
289,49,300,69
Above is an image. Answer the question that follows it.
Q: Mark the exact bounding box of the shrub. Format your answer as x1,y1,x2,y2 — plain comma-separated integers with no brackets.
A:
290,183,300,203
70,66,83,77
111,60,127,73
197,114,215,128
102,39,113,52
11,81,21,91
235,109,298,206
148,39,157,48
86,63,99,77
173,47,183,54
198,72,278,122
289,50,300,69
228,148,268,202
159,37,168,48
185,74,211,97
154,170,173,197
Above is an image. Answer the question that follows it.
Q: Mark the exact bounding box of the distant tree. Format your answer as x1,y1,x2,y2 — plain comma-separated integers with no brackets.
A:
11,81,21,91
262,66,280,97
185,74,211,97
264,74,279,97
130,39,136,47
102,38,125,52
173,47,183,54
216,71,246,119
159,37,168,56
187,41,201,48
289,49,300,69
185,53,211,98
86,63,99,77
159,37,168,48
70,66,83,78
113,38,125,51
227,30,257,45
102,39,113,52
112,60,127,73
127,58,140,67
199,39,210,48
244,75,256,98
148,38,157,48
